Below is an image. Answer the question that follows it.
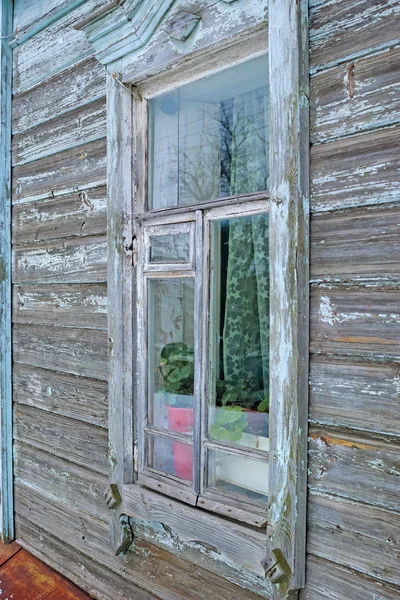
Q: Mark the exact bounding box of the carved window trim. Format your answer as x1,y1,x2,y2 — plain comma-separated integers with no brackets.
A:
99,2,309,596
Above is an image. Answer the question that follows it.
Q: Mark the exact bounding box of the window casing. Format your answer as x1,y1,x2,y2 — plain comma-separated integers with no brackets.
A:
103,4,309,590
134,56,270,526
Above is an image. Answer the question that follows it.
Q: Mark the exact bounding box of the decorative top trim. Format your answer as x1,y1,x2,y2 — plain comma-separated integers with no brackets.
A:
74,0,178,66
74,0,240,66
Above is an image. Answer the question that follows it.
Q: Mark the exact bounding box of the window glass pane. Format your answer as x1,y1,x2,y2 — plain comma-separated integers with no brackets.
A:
147,434,193,482
208,214,269,452
148,55,269,210
150,233,190,263
207,449,268,503
148,278,195,435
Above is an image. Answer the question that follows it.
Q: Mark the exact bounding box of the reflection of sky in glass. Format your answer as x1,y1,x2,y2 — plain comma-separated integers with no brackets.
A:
148,55,269,209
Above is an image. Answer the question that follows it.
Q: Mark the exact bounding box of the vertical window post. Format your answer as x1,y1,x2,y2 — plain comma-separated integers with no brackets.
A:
267,0,309,594
0,0,14,543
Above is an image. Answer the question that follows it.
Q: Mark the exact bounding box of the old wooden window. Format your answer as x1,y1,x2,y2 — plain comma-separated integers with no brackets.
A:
135,55,270,524
98,0,309,592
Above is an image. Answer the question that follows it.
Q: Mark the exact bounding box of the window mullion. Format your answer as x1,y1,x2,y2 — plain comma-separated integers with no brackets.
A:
193,210,204,497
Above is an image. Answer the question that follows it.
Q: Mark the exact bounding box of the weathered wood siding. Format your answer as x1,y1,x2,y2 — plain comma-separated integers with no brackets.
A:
302,0,400,598
10,2,267,600
11,1,400,599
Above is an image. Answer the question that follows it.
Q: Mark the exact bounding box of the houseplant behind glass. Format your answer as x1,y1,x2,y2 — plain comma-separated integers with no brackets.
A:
158,342,194,479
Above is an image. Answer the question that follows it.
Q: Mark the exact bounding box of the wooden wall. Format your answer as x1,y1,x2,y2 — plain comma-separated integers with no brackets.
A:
302,1,400,598
10,1,400,599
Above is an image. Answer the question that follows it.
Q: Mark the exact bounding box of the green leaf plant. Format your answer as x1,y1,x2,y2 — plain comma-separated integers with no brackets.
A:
158,342,194,407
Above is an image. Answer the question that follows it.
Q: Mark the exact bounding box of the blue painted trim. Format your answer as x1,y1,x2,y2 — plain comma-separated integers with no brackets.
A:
0,0,14,542
10,0,87,47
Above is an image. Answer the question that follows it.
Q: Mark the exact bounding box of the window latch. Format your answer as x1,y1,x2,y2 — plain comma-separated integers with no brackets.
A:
123,235,137,267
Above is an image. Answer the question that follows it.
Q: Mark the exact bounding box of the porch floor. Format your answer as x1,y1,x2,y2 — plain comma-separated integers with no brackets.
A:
0,540,91,599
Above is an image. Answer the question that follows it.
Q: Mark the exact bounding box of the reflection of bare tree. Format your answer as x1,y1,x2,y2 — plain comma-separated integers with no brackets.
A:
179,92,268,204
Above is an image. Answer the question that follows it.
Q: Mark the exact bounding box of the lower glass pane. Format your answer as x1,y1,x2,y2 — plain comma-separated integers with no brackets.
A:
207,449,268,503
148,278,195,433
147,434,193,482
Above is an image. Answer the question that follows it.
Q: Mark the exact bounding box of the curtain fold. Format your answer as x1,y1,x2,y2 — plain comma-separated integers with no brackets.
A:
222,87,269,401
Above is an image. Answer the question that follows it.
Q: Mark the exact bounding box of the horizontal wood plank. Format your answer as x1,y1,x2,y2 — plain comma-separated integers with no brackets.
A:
12,138,106,202
301,554,400,600
13,324,108,380
308,493,400,586
14,442,108,521
13,57,106,135
311,125,399,212
124,484,267,578
14,483,268,600
310,45,400,142
14,0,74,33
13,283,107,329
309,359,400,436
13,363,107,428
13,0,109,94
13,235,107,283
13,97,106,165
310,0,400,71
12,186,107,244
311,203,400,282
16,516,157,600
0,541,21,565
311,286,400,359
308,428,400,511
14,404,108,475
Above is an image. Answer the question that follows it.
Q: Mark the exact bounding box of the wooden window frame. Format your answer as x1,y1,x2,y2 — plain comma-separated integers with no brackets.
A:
107,2,309,595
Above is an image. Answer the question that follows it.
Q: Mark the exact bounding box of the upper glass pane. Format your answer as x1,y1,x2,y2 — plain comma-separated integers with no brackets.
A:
150,233,190,263
148,55,269,210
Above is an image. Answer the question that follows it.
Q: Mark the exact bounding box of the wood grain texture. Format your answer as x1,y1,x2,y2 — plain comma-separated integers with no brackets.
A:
14,442,108,521
311,286,400,360
13,0,109,94
118,0,268,84
311,203,400,282
16,516,157,600
268,0,309,593
0,540,20,565
310,358,400,436
301,554,400,600
12,138,106,202
13,235,107,284
309,0,400,72
15,483,267,600
0,0,14,542
310,45,400,143
13,283,107,329
310,125,399,212
13,364,107,428
13,57,106,135
13,97,106,166
13,324,108,380
14,0,76,33
307,493,400,586
14,404,108,475
124,484,267,579
0,547,92,600
12,186,107,244
308,428,400,511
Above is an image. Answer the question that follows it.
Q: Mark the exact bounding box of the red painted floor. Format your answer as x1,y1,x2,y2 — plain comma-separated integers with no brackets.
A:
0,540,91,599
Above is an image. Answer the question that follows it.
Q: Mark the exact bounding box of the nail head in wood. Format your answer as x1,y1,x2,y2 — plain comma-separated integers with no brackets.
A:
105,483,122,510
170,11,201,42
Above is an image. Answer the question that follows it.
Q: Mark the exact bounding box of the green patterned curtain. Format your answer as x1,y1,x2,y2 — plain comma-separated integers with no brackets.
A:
222,88,269,400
